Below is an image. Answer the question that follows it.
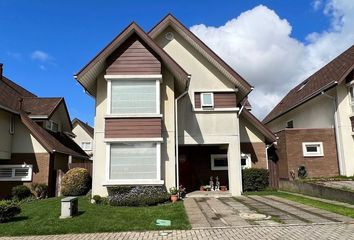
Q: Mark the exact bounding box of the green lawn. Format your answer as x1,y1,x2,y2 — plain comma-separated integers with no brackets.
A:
0,197,190,236
244,191,354,218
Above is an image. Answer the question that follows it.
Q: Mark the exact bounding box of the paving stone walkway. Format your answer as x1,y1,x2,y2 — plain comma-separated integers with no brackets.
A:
1,223,354,240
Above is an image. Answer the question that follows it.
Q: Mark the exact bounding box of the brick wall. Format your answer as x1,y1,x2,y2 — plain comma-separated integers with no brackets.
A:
276,128,339,179
0,153,50,198
240,142,267,169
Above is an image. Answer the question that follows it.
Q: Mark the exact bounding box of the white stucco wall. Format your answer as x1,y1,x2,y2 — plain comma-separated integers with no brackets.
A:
267,90,335,133
155,27,242,196
72,123,93,157
239,117,265,143
11,117,47,153
0,110,13,159
336,83,354,176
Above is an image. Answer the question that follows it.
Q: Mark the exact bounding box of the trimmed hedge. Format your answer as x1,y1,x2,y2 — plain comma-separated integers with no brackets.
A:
11,185,32,201
0,200,21,223
108,186,170,206
61,168,91,196
242,168,269,192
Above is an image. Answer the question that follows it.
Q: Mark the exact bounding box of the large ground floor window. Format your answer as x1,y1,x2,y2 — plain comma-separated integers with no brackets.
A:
107,142,161,184
0,164,33,181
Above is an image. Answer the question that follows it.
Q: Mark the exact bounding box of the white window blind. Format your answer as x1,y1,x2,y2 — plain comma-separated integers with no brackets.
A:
111,80,157,114
110,142,157,180
201,93,214,108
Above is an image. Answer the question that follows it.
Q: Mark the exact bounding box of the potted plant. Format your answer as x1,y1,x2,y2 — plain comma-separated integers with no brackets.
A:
169,187,178,203
220,186,227,192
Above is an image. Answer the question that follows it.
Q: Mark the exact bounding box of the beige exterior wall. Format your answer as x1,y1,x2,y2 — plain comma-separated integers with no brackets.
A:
336,82,354,176
72,124,93,157
267,90,335,133
11,117,47,153
0,110,13,159
49,103,72,133
155,27,242,196
240,117,265,143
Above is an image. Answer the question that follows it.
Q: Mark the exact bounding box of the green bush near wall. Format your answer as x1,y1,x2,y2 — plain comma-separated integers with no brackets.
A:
242,168,269,192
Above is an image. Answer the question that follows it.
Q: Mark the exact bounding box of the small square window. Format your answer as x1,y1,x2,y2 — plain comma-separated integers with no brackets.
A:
241,154,252,169
81,141,92,151
211,154,228,170
286,120,294,128
201,93,214,109
302,142,324,157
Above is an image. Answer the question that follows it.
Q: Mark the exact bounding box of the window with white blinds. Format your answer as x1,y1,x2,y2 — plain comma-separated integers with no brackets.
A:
109,142,158,180
110,80,157,114
0,165,33,181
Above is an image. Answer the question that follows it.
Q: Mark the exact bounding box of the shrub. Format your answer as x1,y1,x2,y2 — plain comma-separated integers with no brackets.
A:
242,168,269,192
11,185,32,201
61,168,91,196
108,186,170,206
31,183,48,199
92,195,108,205
0,200,21,223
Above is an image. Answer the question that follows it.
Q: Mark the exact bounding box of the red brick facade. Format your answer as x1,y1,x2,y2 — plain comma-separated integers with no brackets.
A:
240,142,267,169
275,128,339,179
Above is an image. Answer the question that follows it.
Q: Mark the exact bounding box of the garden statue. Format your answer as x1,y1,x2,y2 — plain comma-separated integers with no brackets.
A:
209,176,214,191
215,176,220,191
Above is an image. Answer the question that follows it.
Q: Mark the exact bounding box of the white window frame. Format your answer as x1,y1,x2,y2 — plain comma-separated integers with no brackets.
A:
201,92,214,109
302,142,324,157
286,120,294,129
211,154,228,170
105,75,161,117
104,141,163,185
349,85,354,113
81,141,92,151
0,164,33,181
46,120,59,132
241,153,252,169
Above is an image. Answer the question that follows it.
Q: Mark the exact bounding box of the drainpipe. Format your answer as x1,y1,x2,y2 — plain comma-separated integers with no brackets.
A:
321,89,345,175
174,76,191,188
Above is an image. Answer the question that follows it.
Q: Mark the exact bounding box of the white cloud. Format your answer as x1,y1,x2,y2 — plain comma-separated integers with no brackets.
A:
190,0,354,119
31,50,53,62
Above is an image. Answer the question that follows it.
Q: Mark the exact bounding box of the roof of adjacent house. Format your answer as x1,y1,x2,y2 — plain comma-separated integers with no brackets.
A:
74,22,190,96
0,75,88,159
148,14,253,101
72,118,94,138
241,108,276,144
263,44,354,124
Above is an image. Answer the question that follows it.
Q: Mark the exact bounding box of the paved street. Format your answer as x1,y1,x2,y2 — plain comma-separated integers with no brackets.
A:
1,223,354,240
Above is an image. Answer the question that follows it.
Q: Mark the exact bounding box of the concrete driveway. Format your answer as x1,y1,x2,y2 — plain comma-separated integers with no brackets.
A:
184,196,353,228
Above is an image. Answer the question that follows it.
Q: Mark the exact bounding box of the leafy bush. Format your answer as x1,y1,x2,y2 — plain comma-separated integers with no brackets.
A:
31,183,48,199
242,168,269,192
0,200,21,223
108,186,170,206
61,168,91,196
11,185,32,201
92,195,108,205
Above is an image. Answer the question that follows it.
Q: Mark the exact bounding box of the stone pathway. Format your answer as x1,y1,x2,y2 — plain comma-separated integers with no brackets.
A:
2,223,354,240
185,196,354,229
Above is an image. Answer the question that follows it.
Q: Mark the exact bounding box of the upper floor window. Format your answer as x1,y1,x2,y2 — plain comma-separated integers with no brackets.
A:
286,120,294,129
110,79,159,114
349,86,354,113
81,141,92,151
46,120,59,132
201,92,214,109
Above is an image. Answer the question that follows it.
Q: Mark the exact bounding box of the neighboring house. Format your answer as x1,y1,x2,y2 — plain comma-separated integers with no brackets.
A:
75,14,275,197
72,118,94,158
0,64,89,198
264,45,354,179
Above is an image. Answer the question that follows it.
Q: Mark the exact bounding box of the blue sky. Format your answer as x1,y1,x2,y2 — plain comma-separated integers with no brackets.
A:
0,1,342,124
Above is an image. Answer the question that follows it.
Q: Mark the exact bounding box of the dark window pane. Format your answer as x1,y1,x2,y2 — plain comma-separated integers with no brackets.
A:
306,146,318,152
241,158,246,166
214,158,228,167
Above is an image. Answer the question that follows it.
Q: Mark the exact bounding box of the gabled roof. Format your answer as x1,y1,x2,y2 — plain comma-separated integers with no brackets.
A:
241,109,276,144
72,118,94,138
148,14,253,101
263,44,354,124
21,112,88,158
0,75,88,159
74,22,190,96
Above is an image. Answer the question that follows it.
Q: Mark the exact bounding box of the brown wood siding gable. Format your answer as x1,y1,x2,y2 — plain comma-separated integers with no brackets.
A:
194,92,236,109
106,36,161,75
105,118,162,138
